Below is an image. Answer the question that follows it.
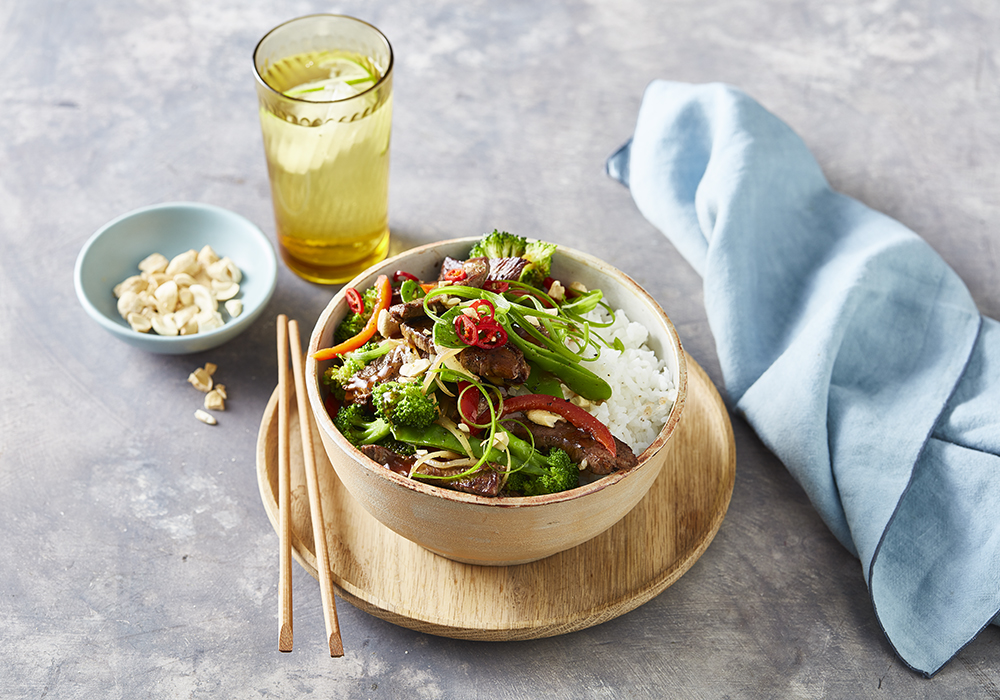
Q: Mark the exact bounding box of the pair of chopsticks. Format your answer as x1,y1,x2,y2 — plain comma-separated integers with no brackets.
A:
276,314,344,657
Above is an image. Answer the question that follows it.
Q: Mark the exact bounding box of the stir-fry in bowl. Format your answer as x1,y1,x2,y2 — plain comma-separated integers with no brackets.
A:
306,235,687,565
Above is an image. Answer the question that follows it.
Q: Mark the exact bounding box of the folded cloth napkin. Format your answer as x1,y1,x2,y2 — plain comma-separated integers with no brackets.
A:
607,81,1000,677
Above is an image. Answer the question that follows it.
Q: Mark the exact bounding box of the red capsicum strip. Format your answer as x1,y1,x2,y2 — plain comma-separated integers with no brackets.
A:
457,381,481,429
480,393,616,457
312,274,392,361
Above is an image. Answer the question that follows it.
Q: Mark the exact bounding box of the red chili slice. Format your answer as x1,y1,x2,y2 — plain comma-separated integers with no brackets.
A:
345,287,364,315
444,268,467,281
474,320,508,350
469,299,495,321
480,393,617,457
454,314,478,345
393,270,418,283
313,275,392,361
483,281,509,293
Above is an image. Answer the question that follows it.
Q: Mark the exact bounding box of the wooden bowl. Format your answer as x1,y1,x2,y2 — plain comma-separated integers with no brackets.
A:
305,238,687,565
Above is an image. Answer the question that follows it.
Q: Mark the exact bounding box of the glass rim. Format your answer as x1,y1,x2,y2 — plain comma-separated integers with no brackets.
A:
252,13,394,105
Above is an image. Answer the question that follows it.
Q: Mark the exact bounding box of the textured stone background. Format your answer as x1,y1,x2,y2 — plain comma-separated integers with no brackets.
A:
1,0,998,697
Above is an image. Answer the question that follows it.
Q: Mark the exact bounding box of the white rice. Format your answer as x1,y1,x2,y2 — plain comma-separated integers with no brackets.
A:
573,307,678,454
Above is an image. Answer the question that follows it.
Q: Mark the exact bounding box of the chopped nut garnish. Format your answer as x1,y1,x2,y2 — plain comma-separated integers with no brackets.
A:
138,253,169,274
399,358,432,377
127,312,152,333
526,409,565,427
197,245,219,268
150,313,178,336
112,248,244,335
212,281,240,301
486,431,510,451
548,279,566,302
166,250,199,277
224,299,243,318
376,307,393,338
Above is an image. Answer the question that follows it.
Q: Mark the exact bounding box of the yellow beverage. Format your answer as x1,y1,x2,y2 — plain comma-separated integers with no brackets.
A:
255,21,394,284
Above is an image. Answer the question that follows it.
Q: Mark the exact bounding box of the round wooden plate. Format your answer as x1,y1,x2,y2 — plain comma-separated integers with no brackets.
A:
255,353,735,641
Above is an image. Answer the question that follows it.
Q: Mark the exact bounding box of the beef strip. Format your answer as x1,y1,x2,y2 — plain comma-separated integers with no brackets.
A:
378,298,430,340
359,444,415,476
487,257,528,281
359,444,502,497
414,463,502,497
439,256,489,288
440,255,526,284
343,345,408,404
388,299,427,323
400,318,436,356
501,411,638,475
460,344,530,384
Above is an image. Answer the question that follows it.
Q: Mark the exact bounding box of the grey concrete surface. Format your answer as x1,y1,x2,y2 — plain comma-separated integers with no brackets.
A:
2,0,998,697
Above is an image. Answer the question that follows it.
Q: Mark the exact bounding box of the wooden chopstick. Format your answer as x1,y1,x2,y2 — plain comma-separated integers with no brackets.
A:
288,319,345,658
276,314,294,652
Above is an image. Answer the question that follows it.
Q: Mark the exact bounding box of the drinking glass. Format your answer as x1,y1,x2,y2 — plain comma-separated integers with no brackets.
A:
253,15,393,284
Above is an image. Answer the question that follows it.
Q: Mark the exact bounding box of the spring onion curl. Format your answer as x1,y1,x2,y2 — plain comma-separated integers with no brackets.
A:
390,421,574,496
423,285,613,402
412,369,504,480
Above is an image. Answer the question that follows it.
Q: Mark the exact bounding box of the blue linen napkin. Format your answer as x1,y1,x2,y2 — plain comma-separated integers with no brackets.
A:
607,81,1000,677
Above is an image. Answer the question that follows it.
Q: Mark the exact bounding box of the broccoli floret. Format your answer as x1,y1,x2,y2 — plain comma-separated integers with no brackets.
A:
468,231,558,289
323,356,364,399
469,230,526,259
333,403,391,447
375,436,416,456
334,286,380,343
505,447,578,496
518,239,558,289
371,381,438,429
322,341,393,399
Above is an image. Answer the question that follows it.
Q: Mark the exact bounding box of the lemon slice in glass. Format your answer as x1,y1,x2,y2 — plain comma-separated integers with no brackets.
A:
285,54,378,102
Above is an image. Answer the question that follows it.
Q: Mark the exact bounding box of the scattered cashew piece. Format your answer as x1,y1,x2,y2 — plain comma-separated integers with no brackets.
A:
188,367,213,393
204,389,225,411
194,409,217,425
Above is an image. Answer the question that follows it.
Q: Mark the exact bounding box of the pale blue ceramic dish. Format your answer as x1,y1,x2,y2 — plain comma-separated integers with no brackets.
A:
74,202,278,354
